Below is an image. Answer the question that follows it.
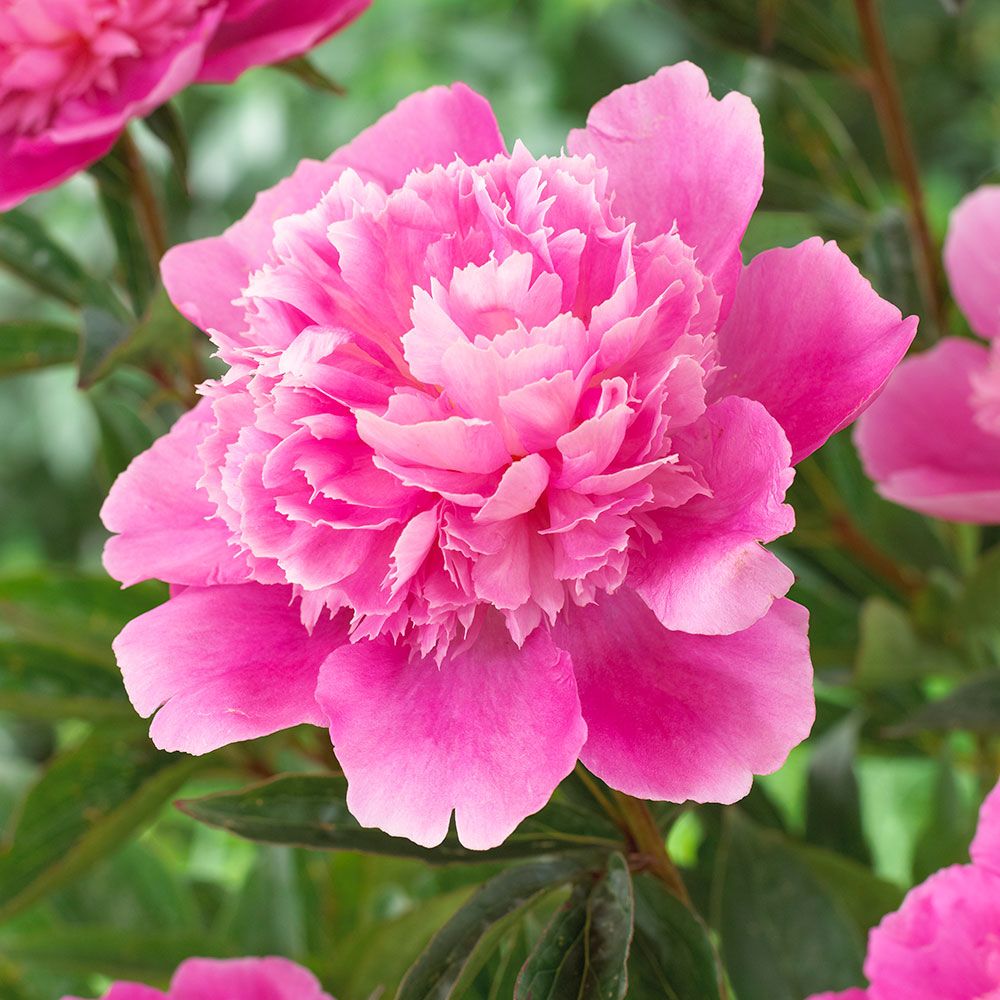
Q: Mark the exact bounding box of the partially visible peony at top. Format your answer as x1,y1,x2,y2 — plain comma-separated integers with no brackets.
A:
104,64,918,850
0,0,371,209
807,777,1000,1000
63,955,334,999
857,184,1000,522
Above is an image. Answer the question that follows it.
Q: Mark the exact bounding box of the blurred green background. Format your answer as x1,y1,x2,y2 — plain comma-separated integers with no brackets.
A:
1,1,999,997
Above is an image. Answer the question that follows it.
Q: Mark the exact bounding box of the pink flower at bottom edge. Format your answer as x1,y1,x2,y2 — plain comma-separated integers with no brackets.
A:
0,0,370,210
62,956,333,1000
105,65,917,850
856,185,1000,523
806,779,1000,1000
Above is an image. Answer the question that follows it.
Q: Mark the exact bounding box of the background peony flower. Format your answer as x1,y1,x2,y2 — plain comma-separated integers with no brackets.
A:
63,955,334,999
106,64,917,850
0,0,370,210
805,779,1000,1000
856,185,1000,522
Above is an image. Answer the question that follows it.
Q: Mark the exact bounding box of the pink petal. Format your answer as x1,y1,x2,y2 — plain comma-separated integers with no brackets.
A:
161,159,344,345
475,454,550,524
944,185,1000,340
805,993,869,1000
113,584,346,754
62,985,166,1000
316,616,586,849
355,412,510,475
864,865,1000,1000
971,779,1000,877
170,957,333,1000
631,396,795,635
712,238,918,463
101,401,248,589
197,0,371,84
855,338,1000,522
556,591,814,803
567,62,763,311
324,82,506,192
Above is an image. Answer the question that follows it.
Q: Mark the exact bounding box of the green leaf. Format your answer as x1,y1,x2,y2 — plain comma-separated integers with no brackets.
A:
90,146,157,315
222,846,309,956
514,852,634,1000
806,714,870,864
325,886,475,1000
912,757,976,882
0,641,131,720
0,321,78,375
81,286,199,387
0,926,236,982
628,874,723,1000
274,56,346,95
176,774,622,865
791,841,903,935
144,104,189,191
397,857,587,1000
717,810,865,1000
0,731,201,922
0,210,117,309
78,306,134,387
665,0,861,73
855,596,963,688
0,573,164,667
957,544,1000,656
889,674,1000,736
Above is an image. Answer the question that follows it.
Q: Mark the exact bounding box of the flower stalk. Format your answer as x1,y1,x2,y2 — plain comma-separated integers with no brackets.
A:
613,790,692,906
852,0,946,340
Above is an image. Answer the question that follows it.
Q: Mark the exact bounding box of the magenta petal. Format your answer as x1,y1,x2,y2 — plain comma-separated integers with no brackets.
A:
632,396,795,636
113,584,346,754
197,0,371,84
101,402,248,588
170,957,333,1000
971,780,1000,877
944,185,1000,340
713,238,918,463
316,618,586,849
0,130,118,211
855,338,1000,522
567,61,763,309
557,592,814,803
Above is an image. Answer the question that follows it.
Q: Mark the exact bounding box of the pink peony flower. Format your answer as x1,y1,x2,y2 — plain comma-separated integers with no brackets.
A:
806,778,1000,1000
63,955,333,999
856,185,1000,522
105,65,917,849
0,0,370,210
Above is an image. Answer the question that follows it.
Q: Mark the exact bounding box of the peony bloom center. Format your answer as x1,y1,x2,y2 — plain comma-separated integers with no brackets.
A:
0,0,210,135
198,142,745,657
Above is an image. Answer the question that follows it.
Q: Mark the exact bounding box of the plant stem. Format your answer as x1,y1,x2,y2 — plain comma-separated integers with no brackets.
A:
119,128,168,268
852,0,946,340
612,791,691,906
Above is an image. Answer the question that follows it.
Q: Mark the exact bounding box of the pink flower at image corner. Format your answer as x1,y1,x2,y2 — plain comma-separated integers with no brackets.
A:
807,778,1000,1000
856,184,1000,523
103,63,918,851
0,0,371,211
62,955,334,1000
